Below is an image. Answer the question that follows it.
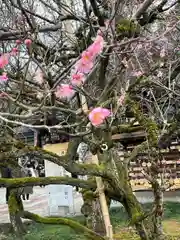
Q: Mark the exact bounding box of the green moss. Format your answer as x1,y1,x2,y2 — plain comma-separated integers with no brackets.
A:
22,211,105,240
128,142,148,163
8,190,24,214
79,163,105,173
116,19,140,38
121,185,144,226
114,231,140,240
111,125,143,135
126,99,158,145
0,177,96,190
81,190,95,201
8,192,19,215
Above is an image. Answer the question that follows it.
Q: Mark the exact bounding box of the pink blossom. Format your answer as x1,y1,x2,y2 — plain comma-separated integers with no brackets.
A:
16,39,21,45
88,107,111,126
132,71,144,77
74,58,93,74
74,50,94,73
81,50,94,62
0,54,9,68
71,72,85,86
74,34,104,74
24,39,32,46
0,72,8,81
94,34,104,45
34,70,44,85
88,35,104,56
10,47,18,56
87,42,102,57
55,84,74,99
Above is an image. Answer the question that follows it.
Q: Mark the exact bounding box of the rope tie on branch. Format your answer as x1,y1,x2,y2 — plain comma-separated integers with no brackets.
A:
100,143,108,152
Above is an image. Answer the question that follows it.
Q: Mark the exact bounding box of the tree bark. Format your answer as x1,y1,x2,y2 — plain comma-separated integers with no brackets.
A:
81,189,106,236
109,149,162,240
8,189,25,237
91,198,106,235
151,181,165,240
120,183,165,240
122,187,151,240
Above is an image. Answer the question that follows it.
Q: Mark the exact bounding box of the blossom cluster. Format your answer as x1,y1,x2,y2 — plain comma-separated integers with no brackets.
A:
0,39,32,82
55,31,111,126
0,33,112,127
55,32,104,99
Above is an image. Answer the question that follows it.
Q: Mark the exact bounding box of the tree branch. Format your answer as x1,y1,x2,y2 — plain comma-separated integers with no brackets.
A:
21,211,105,240
111,124,144,135
0,15,85,40
133,0,155,19
0,176,96,189
89,0,104,26
1,138,109,178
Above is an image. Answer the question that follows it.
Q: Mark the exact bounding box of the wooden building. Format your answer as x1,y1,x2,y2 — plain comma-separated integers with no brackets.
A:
18,125,180,192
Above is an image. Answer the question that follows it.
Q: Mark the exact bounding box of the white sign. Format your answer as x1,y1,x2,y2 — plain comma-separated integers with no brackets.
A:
44,143,74,216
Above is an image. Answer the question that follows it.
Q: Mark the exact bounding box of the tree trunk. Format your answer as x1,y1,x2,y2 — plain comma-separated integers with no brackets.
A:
81,189,106,236
110,148,165,240
92,198,106,236
122,187,151,240
8,189,25,237
151,182,165,240
122,184,165,240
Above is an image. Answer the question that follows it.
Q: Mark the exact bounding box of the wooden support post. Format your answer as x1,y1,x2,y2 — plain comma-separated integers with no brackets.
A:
92,155,113,240
81,94,113,240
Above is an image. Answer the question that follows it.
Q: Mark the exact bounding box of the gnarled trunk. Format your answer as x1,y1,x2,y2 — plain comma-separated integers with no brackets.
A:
109,148,164,240
122,187,152,240
121,184,165,240
8,189,25,237
151,181,165,240
81,189,106,236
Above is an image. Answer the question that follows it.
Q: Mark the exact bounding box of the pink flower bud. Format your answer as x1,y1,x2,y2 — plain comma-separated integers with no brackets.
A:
11,47,18,56
97,30,102,36
24,39,32,46
0,54,9,68
16,39,21,45
0,72,8,81
55,84,74,99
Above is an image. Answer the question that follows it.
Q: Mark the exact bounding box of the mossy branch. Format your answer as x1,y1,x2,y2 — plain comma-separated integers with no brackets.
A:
21,211,106,240
111,124,143,135
0,177,117,201
8,190,24,214
1,138,109,178
0,176,96,189
127,98,158,145
126,141,148,163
